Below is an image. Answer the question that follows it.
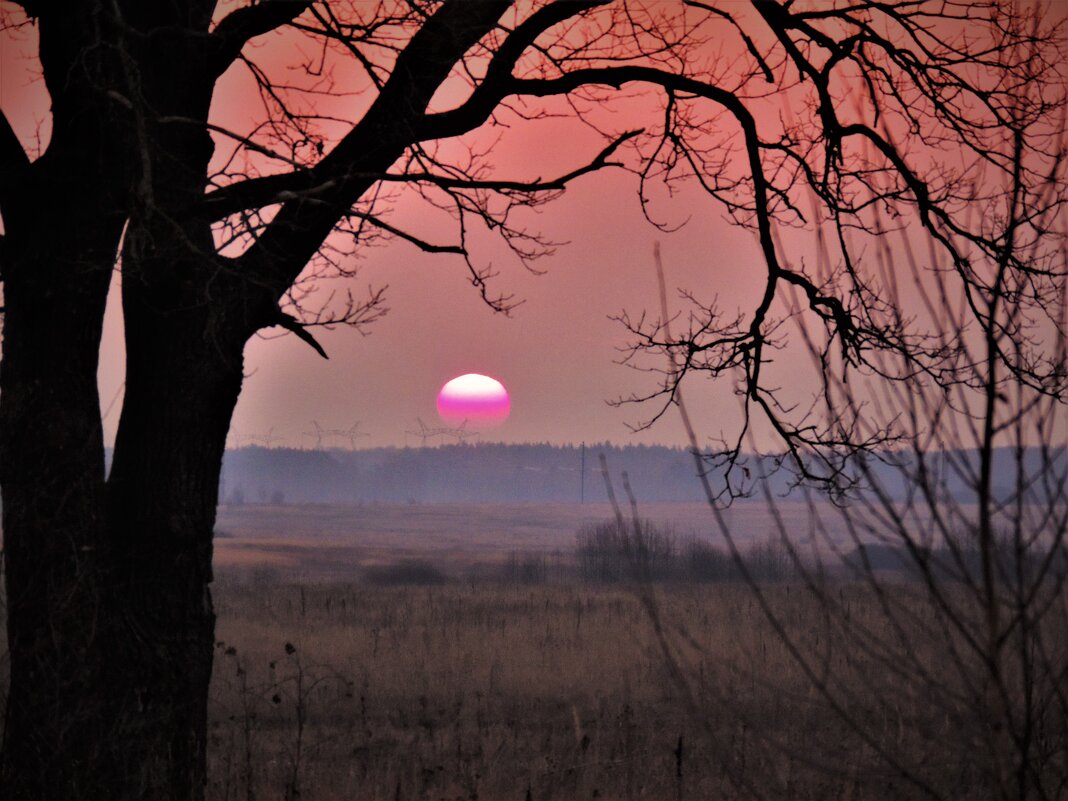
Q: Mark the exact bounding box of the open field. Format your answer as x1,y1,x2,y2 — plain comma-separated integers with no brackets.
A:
2,503,1061,799
212,501,851,582
206,581,847,801
209,578,1065,801
203,503,1066,800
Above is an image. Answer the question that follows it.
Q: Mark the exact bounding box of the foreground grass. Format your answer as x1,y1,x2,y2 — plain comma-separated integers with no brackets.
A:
208,578,1064,801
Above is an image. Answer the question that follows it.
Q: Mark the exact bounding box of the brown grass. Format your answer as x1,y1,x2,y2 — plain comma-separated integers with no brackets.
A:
203,504,1066,800
2,504,1060,799
207,575,1039,801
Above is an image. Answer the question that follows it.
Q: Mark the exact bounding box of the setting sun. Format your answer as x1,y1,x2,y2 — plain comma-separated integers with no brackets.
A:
436,373,510,428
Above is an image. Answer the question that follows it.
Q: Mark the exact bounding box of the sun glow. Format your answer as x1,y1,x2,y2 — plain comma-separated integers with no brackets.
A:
436,374,510,428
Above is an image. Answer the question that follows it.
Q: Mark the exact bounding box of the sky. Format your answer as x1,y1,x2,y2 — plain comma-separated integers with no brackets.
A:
1,6,790,451
193,3,791,451
2,3,1061,453
223,174,767,450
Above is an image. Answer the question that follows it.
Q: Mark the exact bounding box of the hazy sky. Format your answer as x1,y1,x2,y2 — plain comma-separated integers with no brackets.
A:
92,171,769,450
201,6,798,452
6,4,1040,452
221,175,770,450
3,8,802,451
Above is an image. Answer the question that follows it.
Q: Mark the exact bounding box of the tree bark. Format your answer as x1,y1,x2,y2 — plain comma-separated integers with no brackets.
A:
101,295,245,799
89,30,254,787
1,4,234,797
0,175,124,799
0,4,133,792
2,163,247,801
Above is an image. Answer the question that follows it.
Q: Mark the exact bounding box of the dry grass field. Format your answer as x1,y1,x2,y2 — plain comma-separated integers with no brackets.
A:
209,577,1035,801
1,503,1062,799
201,504,1066,801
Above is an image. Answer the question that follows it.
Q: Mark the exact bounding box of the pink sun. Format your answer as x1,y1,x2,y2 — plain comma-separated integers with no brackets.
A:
436,373,510,428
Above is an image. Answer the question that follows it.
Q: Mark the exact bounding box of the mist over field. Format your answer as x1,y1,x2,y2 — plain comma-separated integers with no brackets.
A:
217,443,1065,506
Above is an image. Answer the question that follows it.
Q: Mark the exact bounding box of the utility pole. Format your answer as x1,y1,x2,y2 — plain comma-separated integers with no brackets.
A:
580,441,586,504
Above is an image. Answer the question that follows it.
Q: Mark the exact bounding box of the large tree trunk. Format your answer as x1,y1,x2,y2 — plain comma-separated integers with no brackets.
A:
2,1,492,795
102,301,245,799
1,5,234,797
2,204,248,801
92,51,253,790
3,219,253,801
0,181,124,796
0,6,132,792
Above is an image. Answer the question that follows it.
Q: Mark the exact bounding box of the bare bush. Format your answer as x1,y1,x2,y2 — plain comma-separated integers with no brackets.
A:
576,518,799,584
361,560,448,587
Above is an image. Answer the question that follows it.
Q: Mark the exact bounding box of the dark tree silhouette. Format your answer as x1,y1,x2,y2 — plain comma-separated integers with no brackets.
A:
0,1,1062,800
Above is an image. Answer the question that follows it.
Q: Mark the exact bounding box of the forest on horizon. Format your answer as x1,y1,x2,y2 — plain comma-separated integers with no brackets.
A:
216,442,1065,505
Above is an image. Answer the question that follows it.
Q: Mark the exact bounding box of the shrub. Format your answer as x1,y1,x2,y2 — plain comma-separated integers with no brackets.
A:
361,560,447,586
576,518,679,583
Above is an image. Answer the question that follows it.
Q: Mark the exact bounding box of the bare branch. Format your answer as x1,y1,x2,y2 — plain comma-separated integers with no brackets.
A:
270,310,328,359
201,129,639,220
200,0,609,224
233,0,514,292
351,211,464,255
209,1,313,77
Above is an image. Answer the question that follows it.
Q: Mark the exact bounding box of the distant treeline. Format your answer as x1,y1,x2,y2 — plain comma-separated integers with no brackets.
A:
220,443,709,505
217,442,1065,506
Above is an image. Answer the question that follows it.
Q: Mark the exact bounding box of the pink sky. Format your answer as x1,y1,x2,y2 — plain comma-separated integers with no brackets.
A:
6,4,1047,451
1,10,793,450
221,172,773,449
